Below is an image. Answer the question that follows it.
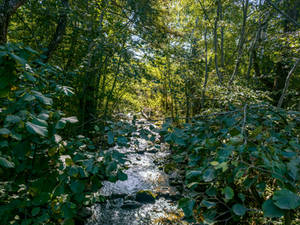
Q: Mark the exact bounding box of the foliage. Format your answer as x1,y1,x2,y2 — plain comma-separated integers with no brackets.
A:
160,104,300,224
0,44,130,224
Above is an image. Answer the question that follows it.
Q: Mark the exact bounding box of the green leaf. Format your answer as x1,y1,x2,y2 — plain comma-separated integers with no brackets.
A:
178,198,195,218
262,199,285,218
56,120,66,129
56,85,74,96
38,113,49,120
272,189,300,210
70,180,85,194
201,200,216,208
8,52,26,65
186,170,202,180
203,168,215,182
26,122,48,137
223,186,234,200
108,131,114,144
31,207,40,216
0,157,15,168
61,117,78,123
31,90,53,105
0,128,11,135
5,115,21,124
32,118,48,127
54,134,62,143
232,204,246,216
117,170,128,181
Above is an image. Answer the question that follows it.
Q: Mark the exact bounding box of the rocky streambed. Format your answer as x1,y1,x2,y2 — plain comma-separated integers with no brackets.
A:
86,120,187,225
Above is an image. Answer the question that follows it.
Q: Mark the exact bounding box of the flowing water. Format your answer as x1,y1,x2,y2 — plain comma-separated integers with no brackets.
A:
86,119,187,225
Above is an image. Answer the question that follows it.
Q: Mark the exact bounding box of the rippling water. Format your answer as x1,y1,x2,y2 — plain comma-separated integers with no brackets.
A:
86,120,186,225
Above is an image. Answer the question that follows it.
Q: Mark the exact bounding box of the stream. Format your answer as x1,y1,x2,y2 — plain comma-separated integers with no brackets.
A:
86,119,187,225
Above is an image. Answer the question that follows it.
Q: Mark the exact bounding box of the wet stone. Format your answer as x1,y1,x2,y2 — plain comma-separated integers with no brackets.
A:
121,200,143,209
135,190,156,203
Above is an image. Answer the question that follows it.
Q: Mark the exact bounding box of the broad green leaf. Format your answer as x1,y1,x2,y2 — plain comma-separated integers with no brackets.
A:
31,207,40,216
56,85,74,96
117,170,128,181
203,168,215,182
223,186,234,200
108,131,114,144
232,204,246,216
186,170,202,180
262,199,285,218
8,52,26,65
70,180,85,194
5,115,21,124
272,189,300,210
178,198,195,218
26,122,48,137
201,200,216,208
32,90,53,105
61,117,78,123
32,118,48,127
0,128,11,135
0,157,15,168
38,113,49,120
54,134,62,143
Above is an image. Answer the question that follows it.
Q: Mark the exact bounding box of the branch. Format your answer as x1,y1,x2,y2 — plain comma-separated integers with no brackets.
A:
265,0,300,27
277,58,300,108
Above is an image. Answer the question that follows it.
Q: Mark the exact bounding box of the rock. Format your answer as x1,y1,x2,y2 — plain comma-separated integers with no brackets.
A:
148,148,158,153
135,190,156,203
121,200,142,209
110,193,127,199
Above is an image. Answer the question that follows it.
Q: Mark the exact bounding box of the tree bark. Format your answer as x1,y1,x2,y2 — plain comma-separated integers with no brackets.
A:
277,58,300,108
229,0,249,84
246,12,271,80
220,0,224,68
0,0,28,44
43,0,69,62
201,21,209,108
214,0,223,84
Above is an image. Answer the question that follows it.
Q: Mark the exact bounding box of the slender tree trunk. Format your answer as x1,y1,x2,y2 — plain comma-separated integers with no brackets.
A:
277,58,300,108
103,52,124,118
201,22,209,108
220,0,224,68
214,0,223,84
0,0,28,44
43,0,69,62
229,0,249,84
185,79,190,123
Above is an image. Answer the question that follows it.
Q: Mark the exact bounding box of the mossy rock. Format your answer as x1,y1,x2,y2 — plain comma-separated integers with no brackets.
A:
135,190,157,203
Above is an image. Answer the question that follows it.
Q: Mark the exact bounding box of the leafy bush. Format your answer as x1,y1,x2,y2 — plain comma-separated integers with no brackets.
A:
0,44,128,224
160,105,300,224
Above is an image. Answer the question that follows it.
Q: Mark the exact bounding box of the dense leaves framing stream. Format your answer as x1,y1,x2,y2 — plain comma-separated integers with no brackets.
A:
160,105,300,224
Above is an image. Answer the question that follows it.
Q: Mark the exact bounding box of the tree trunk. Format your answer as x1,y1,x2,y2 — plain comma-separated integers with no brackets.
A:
201,22,209,108
214,0,223,84
277,58,300,108
246,13,270,80
43,0,69,62
0,0,28,44
220,0,224,68
229,0,249,84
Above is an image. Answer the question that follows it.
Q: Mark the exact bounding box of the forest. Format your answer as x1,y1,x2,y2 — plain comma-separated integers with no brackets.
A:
0,0,299,224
